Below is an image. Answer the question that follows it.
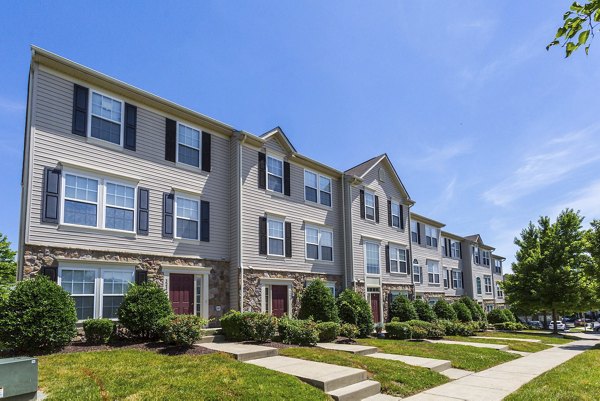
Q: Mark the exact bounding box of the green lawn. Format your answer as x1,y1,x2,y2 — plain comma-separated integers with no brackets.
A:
357,338,519,371
505,345,600,401
476,331,573,345
443,336,551,353
39,350,329,401
279,347,448,397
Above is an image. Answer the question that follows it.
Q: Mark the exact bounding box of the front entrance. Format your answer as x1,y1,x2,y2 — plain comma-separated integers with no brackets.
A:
369,292,381,323
271,285,288,318
169,273,194,315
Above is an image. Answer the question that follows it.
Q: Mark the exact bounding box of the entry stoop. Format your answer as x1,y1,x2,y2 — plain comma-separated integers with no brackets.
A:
327,380,381,401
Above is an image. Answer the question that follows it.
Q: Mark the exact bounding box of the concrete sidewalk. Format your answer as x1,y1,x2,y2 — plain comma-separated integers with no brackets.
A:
403,339,598,401
424,339,509,351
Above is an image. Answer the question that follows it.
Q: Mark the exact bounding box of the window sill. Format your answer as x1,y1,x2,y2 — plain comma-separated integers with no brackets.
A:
58,224,136,238
304,200,333,211
305,258,335,265
174,237,201,244
266,255,286,260
174,162,207,175
266,189,287,198
86,136,126,153
389,272,408,276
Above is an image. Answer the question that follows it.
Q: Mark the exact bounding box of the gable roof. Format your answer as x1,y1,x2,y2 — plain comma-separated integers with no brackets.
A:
260,126,297,153
463,234,495,250
411,213,445,228
345,154,414,203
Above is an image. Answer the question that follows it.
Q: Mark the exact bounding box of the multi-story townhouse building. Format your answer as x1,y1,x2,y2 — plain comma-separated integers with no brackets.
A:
18,47,507,326
491,255,506,309
461,234,497,311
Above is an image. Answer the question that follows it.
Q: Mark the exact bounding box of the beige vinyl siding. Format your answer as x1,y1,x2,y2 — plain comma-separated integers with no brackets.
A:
28,69,230,260
263,137,287,154
229,137,240,309
411,226,443,294
349,164,411,284
240,143,344,276
441,237,463,297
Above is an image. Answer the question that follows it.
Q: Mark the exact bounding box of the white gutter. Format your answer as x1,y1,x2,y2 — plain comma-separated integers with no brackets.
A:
407,204,416,298
238,132,247,311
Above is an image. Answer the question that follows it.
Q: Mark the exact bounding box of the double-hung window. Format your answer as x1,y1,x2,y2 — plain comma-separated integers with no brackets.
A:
443,269,449,289
452,270,463,288
482,250,491,266
391,201,401,228
390,247,407,273
267,218,285,256
304,170,332,207
305,226,333,261
90,91,123,145
105,182,135,231
64,173,99,227
473,247,481,264
476,277,482,295
451,241,461,258
267,156,284,193
494,259,502,274
365,242,380,275
176,196,200,240
364,191,375,221
425,226,438,248
411,220,419,243
61,268,96,320
427,260,440,284
177,123,201,168
413,260,422,284
102,270,133,318
484,276,493,294
496,283,504,298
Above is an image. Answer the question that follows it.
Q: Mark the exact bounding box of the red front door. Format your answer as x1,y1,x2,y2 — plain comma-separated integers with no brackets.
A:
370,293,381,323
271,285,288,317
169,273,194,315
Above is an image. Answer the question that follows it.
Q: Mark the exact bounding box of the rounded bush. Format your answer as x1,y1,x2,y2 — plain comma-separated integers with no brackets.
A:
405,319,444,338
494,322,527,331
457,297,485,322
0,276,77,354
278,318,319,346
220,310,248,341
339,323,359,339
118,282,172,340
412,299,437,322
298,280,338,322
83,318,115,344
410,326,428,340
437,319,474,336
433,300,457,321
452,302,473,322
336,289,373,338
316,321,341,342
159,315,207,347
501,309,516,323
487,309,510,324
246,313,278,343
385,322,411,339
389,295,418,322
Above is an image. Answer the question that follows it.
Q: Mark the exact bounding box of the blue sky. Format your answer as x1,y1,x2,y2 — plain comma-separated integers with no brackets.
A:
1,1,600,269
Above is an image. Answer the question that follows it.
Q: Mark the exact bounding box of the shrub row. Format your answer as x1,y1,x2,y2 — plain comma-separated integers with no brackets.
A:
487,309,516,324
220,311,278,342
386,319,477,339
493,322,527,331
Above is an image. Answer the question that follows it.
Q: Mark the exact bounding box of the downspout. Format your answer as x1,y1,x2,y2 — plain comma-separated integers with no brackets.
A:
407,204,415,299
238,132,247,311
341,174,348,289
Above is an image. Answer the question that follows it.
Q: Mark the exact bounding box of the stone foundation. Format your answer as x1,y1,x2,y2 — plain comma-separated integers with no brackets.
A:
242,268,343,316
22,245,230,323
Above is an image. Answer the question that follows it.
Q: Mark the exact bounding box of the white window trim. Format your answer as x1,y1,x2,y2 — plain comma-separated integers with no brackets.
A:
390,200,401,228
476,277,482,295
304,169,333,207
162,269,210,318
260,278,293,317
88,89,124,147
304,225,334,262
176,122,202,169
443,268,450,289
413,261,422,284
364,190,376,221
60,169,137,234
427,260,440,285
267,217,285,257
473,246,481,264
482,250,491,266
389,246,408,274
266,155,284,194
452,270,463,289
174,193,201,241
364,241,380,276
451,240,461,259
484,275,493,294
425,225,438,248
411,220,419,243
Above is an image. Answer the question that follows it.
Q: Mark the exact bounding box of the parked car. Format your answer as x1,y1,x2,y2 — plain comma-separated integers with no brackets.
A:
574,318,592,326
527,321,543,329
548,321,566,331
586,322,600,332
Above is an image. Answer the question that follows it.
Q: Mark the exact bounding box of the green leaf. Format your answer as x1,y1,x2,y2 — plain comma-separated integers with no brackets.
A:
578,30,590,45
546,40,560,51
585,45,590,55
570,1,583,12
594,9,600,21
556,27,567,38
566,41,577,57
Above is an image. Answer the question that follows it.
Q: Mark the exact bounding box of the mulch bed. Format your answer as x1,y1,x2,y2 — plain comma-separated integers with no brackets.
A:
53,341,218,356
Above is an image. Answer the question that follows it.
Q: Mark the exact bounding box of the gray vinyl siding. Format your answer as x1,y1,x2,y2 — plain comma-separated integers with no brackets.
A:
28,68,230,260
349,163,411,284
442,238,464,297
240,143,344,276
411,218,444,295
229,138,240,309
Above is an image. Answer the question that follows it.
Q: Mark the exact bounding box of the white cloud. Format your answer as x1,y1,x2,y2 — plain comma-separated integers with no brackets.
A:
0,96,25,113
549,180,600,222
430,175,457,215
482,125,600,206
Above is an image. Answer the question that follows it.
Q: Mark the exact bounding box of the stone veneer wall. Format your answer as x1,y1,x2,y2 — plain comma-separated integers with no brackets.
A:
242,268,343,316
22,245,230,322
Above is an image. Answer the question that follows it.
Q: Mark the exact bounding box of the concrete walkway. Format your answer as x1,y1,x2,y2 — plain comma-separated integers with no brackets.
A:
403,339,599,401
317,342,378,355
424,339,509,351
471,336,541,343
200,342,277,361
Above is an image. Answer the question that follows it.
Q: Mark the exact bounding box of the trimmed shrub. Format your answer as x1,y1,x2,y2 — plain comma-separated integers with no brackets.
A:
0,276,77,354
339,323,359,340
457,297,485,322
278,318,319,346
316,321,340,342
412,299,437,322
298,280,338,322
83,319,115,344
220,311,249,341
118,282,172,340
385,322,411,339
410,326,428,340
159,315,208,347
494,322,527,331
220,311,277,342
405,320,444,339
433,299,457,321
389,295,418,322
336,289,373,337
501,309,516,323
452,302,473,322
487,309,511,324
437,319,474,336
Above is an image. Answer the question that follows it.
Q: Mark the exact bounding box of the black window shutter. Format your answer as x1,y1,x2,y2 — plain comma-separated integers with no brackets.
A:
387,292,394,322
135,270,148,285
359,190,365,219
124,103,137,151
137,188,149,235
42,168,61,224
285,222,292,258
200,200,210,242
258,152,266,189
406,249,411,274
385,245,390,273
459,242,463,258
400,205,404,229
461,272,464,288
416,222,422,244
283,161,291,196
259,217,267,254
72,84,88,137
201,132,211,172
41,266,58,282
387,200,392,226
375,196,380,223
450,271,454,288
162,193,174,238
165,118,177,162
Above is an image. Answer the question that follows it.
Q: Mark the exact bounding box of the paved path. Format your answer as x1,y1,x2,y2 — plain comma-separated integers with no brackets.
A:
424,339,509,351
471,336,541,343
317,342,378,355
403,339,598,401
200,342,277,361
